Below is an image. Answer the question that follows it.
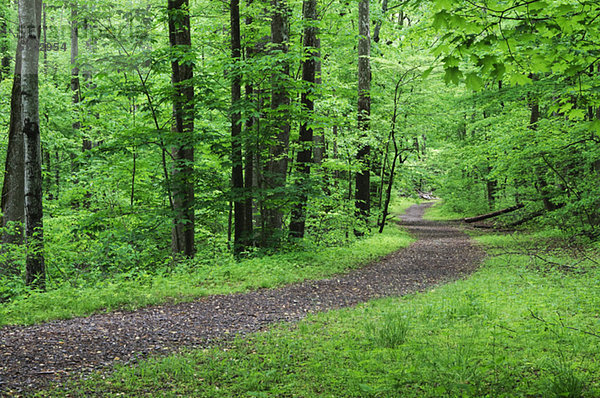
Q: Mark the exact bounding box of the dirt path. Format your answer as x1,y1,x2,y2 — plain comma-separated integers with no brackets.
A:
0,203,485,395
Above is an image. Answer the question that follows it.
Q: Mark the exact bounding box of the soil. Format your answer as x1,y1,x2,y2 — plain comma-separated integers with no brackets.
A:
0,203,486,396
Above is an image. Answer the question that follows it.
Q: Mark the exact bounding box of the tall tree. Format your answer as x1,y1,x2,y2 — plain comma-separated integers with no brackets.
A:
230,0,246,254
20,0,45,288
355,0,371,233
71,2,81,153
1,7,24,277
289,0,318,238
168,0,195,257
262,0,290,246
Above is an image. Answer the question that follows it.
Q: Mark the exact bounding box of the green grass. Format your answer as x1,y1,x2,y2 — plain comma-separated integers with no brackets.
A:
0,200,417,327
423,200,465,221
37,229,600,397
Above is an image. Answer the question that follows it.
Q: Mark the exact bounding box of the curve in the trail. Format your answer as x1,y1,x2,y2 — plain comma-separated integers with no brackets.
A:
0,203,485,394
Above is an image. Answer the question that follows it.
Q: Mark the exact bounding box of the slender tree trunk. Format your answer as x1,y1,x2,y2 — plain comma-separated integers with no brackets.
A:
230,0,246,254
242,0,255,247
355,0,371,235
21,0,45,289
1,20,24,277
312,37,324,166
71,3,81,149
372,0,388,44
378,79,401,232
168,0,195,257
262,0,290,246
289,0,317,238
82,14,94,151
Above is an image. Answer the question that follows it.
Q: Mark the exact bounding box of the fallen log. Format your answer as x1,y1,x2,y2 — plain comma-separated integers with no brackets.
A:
463,204,524,223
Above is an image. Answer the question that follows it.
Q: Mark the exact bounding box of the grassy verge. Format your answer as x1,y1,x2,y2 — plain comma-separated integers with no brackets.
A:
0,200,417,327
40,230,600,397
423,199,465,221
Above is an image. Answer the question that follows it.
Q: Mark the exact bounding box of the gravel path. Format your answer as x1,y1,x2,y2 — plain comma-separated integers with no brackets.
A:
0,203,485,395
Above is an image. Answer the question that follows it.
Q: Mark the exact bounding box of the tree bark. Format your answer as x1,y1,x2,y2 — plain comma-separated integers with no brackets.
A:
20,0,45,289
372,0,388,44
230,0,246,254
168,0,195,257
1,15,24,277
262,0,290,246
71,3,81,151
355,0,371,235
289,0,318,239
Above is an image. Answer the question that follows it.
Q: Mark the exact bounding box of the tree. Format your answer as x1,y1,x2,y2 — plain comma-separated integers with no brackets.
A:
20,0,45,288
289,0,318,239
1,11,24,277
261,0,290,246
168,0,195,257
230,0,246,254
355,0,371,234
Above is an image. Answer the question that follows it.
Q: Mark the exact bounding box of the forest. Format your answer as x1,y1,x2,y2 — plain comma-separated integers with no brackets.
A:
1,0,599,396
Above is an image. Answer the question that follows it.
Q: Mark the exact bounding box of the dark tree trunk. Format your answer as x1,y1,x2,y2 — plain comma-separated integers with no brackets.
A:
372,0,388,44
262,0,290,246
242,0,255,247
355,0,371,235
21,0,45,289
528,94,557,212
244,83,255,246
230,0,246,254
168,0,195,257
378,79,402,233
71,3,81,149
1,22,24,277
289,0,318,239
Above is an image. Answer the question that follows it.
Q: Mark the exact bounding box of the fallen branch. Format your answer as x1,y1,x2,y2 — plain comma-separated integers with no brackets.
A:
463,204,524,223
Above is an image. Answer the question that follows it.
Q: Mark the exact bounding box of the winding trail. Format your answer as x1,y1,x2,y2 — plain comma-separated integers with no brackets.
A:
0,203,485,395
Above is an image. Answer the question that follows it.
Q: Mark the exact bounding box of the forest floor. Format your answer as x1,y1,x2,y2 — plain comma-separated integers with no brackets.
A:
0,203,485,396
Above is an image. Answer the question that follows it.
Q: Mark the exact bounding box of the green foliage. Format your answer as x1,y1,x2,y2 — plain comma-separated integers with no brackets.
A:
0,214,414,326
37,231,600,397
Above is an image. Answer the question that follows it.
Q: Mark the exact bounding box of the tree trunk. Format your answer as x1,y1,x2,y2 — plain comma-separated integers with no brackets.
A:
1,19,24,277
71,3,81,151
312,38,324,165
21,0,45,289
355,0,371,235
289,0,317,239
372,0,388,44
528,93,557,212
242,0,255,247
230,0,246,254
262,0,290,246
168,0,195,257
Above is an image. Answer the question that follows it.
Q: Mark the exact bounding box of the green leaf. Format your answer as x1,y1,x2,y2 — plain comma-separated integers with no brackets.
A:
443,55,460,68
465,72,483,91
432,11,449,29
422,67,434,79
508,73,531,86
444,67,462,85
590,119,600,133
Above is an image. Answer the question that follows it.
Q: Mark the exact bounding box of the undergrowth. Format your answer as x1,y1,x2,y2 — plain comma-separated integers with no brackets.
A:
35,225,600,397
0,199,417,327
